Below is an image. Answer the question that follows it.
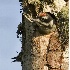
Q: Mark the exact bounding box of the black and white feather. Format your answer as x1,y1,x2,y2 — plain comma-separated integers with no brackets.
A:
31,12,57,34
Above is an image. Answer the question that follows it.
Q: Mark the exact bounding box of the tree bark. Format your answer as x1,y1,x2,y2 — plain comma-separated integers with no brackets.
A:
21,14,69,70
22,15,50,70
18,0,69,70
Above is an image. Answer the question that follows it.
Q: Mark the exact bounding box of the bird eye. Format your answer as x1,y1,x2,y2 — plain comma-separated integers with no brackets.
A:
41,18,44,21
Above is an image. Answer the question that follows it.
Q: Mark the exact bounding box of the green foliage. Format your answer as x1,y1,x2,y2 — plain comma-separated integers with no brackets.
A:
57,6,69,45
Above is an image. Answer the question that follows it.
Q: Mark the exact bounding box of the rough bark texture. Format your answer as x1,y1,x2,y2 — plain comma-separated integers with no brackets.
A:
22,15,50,70
22,15,69,70
17,0,69,70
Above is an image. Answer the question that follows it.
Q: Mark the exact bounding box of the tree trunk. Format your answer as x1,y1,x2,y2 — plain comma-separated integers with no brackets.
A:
22,15,50,70
18,0,69,70
22,15,69,70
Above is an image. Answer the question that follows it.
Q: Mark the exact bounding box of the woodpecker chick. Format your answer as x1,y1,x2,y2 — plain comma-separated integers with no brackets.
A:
32,12,57,34
38,12,57,23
